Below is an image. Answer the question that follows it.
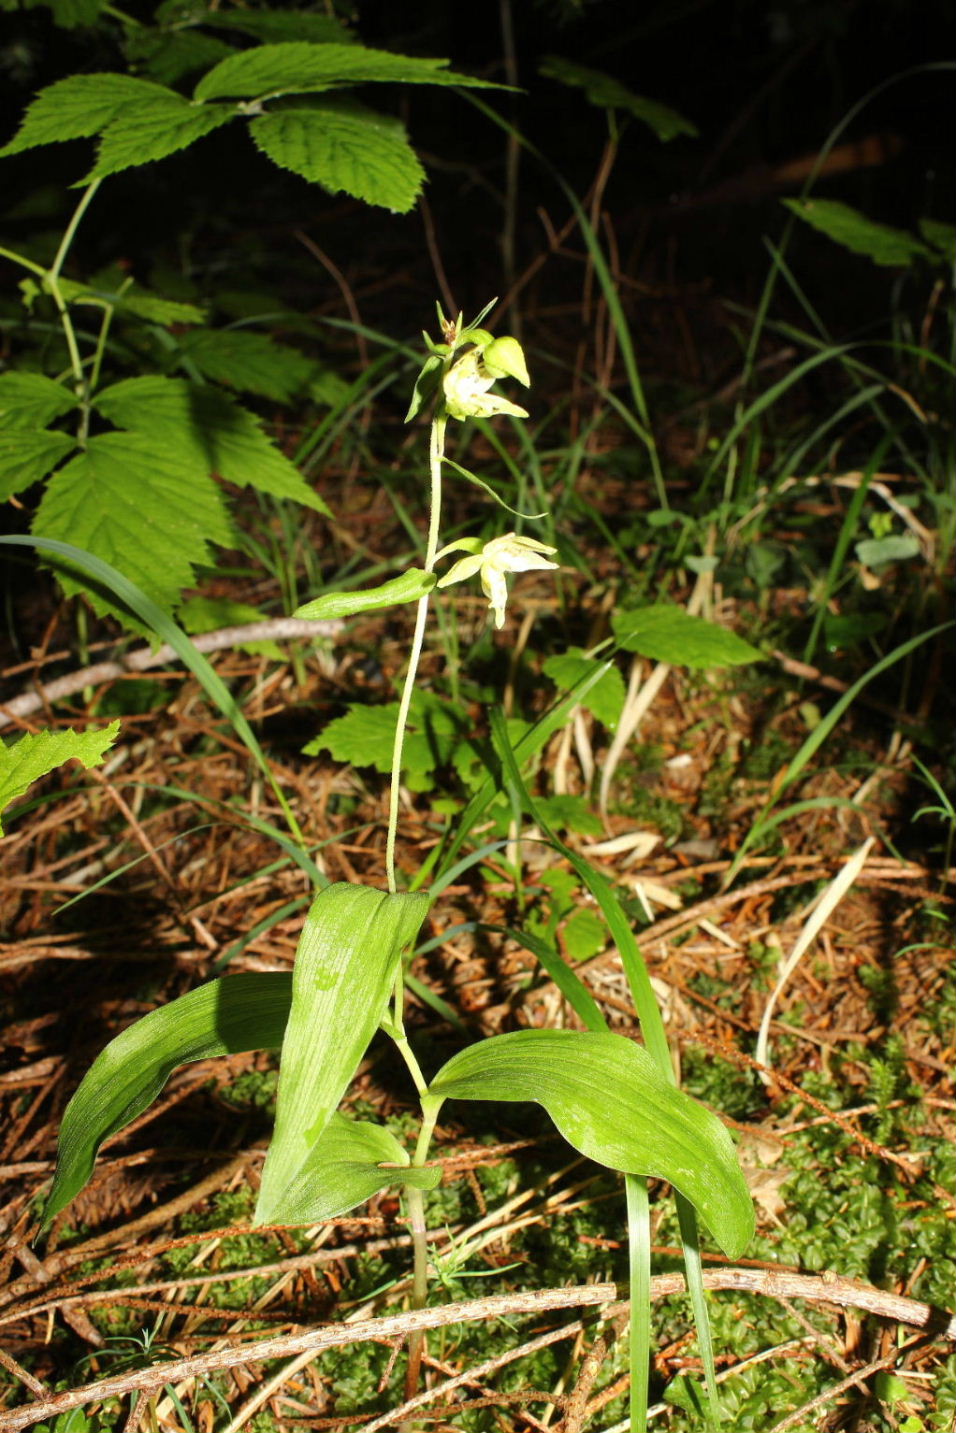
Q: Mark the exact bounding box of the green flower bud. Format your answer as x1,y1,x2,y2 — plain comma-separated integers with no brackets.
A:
481,336,530,387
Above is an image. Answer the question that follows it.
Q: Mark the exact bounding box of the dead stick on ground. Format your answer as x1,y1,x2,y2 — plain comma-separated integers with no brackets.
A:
0,619,343,730
2,1270,953,1431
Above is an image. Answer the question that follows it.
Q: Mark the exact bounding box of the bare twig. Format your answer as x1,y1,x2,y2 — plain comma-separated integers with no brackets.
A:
2,1269,952,1431
0,619,342,730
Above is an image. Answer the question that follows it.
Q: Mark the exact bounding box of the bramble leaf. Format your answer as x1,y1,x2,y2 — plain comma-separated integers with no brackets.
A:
256,882,429,1225
540,56,697,141
33,430,233,615
0,74,178,156
0,373,79,430
782,199,934,267
0,430,76,500
43,972,295,1226
193,40,496,102
84,92,234,180
0,721,119,837
94,375,331,515
612,606,762,667
424,1029,754,1258
543,648,626,729
173,329,320,402
249,102,424,213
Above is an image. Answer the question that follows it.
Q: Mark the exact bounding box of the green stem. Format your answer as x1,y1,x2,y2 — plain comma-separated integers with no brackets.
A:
46,182,102,405
403,1104,440,1405
384,409,447,895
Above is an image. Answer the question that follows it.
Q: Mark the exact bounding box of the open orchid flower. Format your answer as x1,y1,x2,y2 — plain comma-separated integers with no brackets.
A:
442,345,530,422
436,532,558,628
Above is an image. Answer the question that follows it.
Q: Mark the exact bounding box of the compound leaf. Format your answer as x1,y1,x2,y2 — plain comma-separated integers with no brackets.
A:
33,430,233,616
43,972,295,1227
256,882,429,1225
249,102,424,213
0,373,79,430
540,57,697,141
783,198,933,267
0,430,76,499
0,73,178,156
174,329,319,402
0,721,119,837
194,40,495,102
424,1029,754,1259
85,93,234,180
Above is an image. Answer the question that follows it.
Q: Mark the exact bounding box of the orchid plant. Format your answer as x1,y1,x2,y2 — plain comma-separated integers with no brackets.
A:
42,303,754,1429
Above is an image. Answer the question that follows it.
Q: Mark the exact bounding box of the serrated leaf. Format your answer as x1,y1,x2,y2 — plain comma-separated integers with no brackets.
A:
305,692,464,786
539,56,697,141
175,328,318,402
113,288,206,325
94,375,331,515
424,1029,754,1258
782,199,933,267
249,101,424,213
43,972,295,1226
193,40,496,102
0,372,79,430
612,606,762,668
0,429,76,499
85,92,234,181
855,534,921,566
33,430,233,616
562,906,607,961
0,721,119,836
256,882,429,1224
543,648,626,729
256,1111,440,1223
294,568,436,621
0,74,177,157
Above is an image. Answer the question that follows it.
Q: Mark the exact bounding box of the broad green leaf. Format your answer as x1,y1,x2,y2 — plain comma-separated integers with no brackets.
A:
918,217,955,258
193,40,496,102
562,906,608,961
0,430,76,499
85,93,234,181
94,375,332,515
0,373,79,430
855,534,921,566
424,1030,754,1258
0,721,119,836
539,56,697,141
179,596,283,658
123,29,234,87
543,649,626,729
256,882,429,1224
0,74,178,157
782,199,933,267
174,329,319,402
47,275,205,326
534,794,603,837
249,102,425,214
256,1111,440,1223
612,606,762,668
305,693,465,789
33,430,234,616
43,972,295,1226
294,568,436,621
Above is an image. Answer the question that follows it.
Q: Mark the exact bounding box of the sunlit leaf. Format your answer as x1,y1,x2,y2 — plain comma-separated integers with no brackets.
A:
612,605,762,667
294,568,436,621
0,721,119,836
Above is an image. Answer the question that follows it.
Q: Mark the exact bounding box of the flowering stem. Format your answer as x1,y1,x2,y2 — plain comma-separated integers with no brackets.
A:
384,409,447,895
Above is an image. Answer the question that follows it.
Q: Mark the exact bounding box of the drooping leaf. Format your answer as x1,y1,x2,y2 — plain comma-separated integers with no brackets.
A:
43,972,295,1226
174,329,319,402
255,882,429,1224
33,430,234,615
193,40,496,102
84,92,234,181
205,11,357,45
0,430,76,499
93,375,331,515
543,649,626,729
782,198,934,268
0,373,79,430
539,56,697,141
424,1029,754,1258
256,1111,440,1223
612,606,762,668
0,74,180,156
294,568,436,621
0,721,119,836
249,102,425,214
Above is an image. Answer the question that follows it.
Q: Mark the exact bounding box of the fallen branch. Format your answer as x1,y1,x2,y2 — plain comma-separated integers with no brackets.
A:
2,1268,952,1431
0,619,343,730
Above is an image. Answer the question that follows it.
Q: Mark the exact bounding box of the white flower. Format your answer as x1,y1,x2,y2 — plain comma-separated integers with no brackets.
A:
436,533,558,628
442,348,529,421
